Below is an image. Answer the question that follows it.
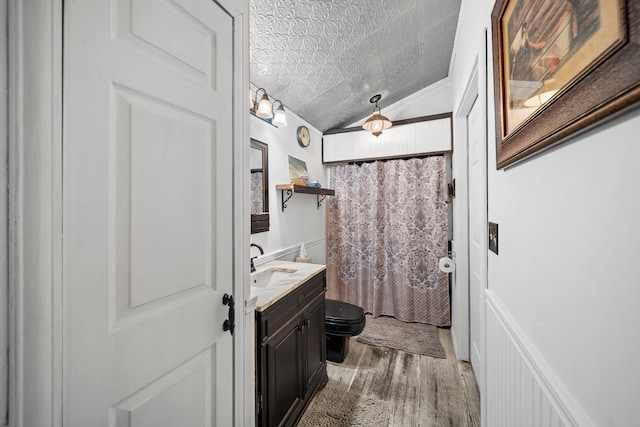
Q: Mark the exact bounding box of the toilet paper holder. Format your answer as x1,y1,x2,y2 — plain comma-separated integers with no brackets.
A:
439,251,456,273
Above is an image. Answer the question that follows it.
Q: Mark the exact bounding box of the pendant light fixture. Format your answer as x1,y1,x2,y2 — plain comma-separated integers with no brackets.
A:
362,94,392,137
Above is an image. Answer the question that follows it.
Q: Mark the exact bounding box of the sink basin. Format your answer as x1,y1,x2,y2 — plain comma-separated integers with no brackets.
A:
251,267,298,288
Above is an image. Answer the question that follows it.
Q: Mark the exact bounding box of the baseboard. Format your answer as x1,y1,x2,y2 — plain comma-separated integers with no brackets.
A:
450,327,462,361
485,291,593,427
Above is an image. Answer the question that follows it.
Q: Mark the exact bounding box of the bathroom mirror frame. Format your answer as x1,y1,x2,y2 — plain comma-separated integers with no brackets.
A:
250,138,269,233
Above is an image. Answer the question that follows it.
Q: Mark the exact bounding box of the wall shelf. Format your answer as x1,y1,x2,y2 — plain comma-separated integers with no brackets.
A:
276,184,335,211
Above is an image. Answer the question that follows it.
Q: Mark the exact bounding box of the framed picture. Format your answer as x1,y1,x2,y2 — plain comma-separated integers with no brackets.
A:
492,0,640,169
288,155,309,186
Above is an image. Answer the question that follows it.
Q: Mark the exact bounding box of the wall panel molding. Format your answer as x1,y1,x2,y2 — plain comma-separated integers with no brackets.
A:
252,237,326,266
322,113,452,164
486,291,594,427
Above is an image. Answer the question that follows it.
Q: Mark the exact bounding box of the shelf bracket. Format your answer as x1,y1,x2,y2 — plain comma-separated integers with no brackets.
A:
317,194,327,209
281,189,293,211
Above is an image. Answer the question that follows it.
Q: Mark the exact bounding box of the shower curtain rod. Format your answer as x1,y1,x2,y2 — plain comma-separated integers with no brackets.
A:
348,152,448,166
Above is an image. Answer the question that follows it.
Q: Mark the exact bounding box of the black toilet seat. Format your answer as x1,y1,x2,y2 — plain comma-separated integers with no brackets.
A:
325,299,366,337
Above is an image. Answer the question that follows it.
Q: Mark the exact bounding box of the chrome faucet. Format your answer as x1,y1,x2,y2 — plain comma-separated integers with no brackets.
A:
250,243,264,273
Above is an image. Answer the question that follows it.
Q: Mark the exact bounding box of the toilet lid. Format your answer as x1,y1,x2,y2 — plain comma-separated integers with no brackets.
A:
325,299,365,326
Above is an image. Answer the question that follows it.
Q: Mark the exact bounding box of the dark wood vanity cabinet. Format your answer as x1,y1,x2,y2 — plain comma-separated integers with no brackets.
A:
256,271,328,427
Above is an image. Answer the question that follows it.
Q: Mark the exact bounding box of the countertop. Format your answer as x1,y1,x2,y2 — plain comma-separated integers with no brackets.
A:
251,260,326,312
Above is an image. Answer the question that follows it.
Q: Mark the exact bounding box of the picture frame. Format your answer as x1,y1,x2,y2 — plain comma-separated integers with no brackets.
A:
288,155,309,186
491,0,640,169
250,139,270,234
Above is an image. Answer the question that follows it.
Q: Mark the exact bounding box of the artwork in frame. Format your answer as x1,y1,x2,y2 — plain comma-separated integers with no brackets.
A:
492,0,640,169
288,155,309,186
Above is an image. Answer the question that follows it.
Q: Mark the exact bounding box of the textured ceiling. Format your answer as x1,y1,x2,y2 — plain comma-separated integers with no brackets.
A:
249,0,461,132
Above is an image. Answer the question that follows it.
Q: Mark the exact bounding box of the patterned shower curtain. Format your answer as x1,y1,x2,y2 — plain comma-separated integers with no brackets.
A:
326,157,450,326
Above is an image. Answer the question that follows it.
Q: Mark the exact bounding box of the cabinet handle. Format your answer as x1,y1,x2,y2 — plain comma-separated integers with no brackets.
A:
222,293,235,335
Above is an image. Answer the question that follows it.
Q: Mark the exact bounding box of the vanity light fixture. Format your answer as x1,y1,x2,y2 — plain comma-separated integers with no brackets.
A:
271,100,287,127
362,94,392,137
253,87,273,119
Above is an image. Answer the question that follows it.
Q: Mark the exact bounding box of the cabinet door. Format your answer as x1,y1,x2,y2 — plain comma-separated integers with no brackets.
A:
303,295,327,397
265,320,304,426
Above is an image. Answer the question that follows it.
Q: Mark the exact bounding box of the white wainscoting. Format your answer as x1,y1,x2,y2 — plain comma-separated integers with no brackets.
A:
253,237,326,266
322,115,451,163
486,291,593,427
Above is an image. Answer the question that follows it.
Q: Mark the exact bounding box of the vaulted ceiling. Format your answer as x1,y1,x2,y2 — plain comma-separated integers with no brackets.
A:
249,0,461,132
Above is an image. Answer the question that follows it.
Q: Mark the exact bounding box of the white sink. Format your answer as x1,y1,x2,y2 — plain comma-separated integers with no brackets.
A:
251,267,298,288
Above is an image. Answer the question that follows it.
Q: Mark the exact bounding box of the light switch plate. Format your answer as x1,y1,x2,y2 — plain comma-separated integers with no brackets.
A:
488,222,498,255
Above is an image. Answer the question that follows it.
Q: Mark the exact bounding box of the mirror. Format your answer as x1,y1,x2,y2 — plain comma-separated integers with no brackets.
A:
250,139,269,233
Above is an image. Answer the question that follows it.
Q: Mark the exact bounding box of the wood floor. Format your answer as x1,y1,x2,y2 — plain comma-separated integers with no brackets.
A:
325,329,481,427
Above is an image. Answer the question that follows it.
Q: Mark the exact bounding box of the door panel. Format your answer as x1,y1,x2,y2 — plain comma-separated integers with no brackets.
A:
113,86,215,313
113,0,219,86
267,324,303,426
304,298,325,392
111,348,213,426
63,0,234,425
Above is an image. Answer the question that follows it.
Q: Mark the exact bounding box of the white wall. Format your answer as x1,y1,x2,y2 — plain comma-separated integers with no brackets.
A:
250,109,328,265
451,1,640,425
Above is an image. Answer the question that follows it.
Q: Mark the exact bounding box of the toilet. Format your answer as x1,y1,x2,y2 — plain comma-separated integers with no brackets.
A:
325,299,366,363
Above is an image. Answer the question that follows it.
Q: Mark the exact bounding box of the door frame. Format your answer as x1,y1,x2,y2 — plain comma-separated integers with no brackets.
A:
7,1,249,425
0,3,8,425
452,28,489,426
451,60,475,362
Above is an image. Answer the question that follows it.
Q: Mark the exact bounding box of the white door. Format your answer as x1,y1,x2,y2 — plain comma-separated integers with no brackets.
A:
468,96,487,392
63,1,234,425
